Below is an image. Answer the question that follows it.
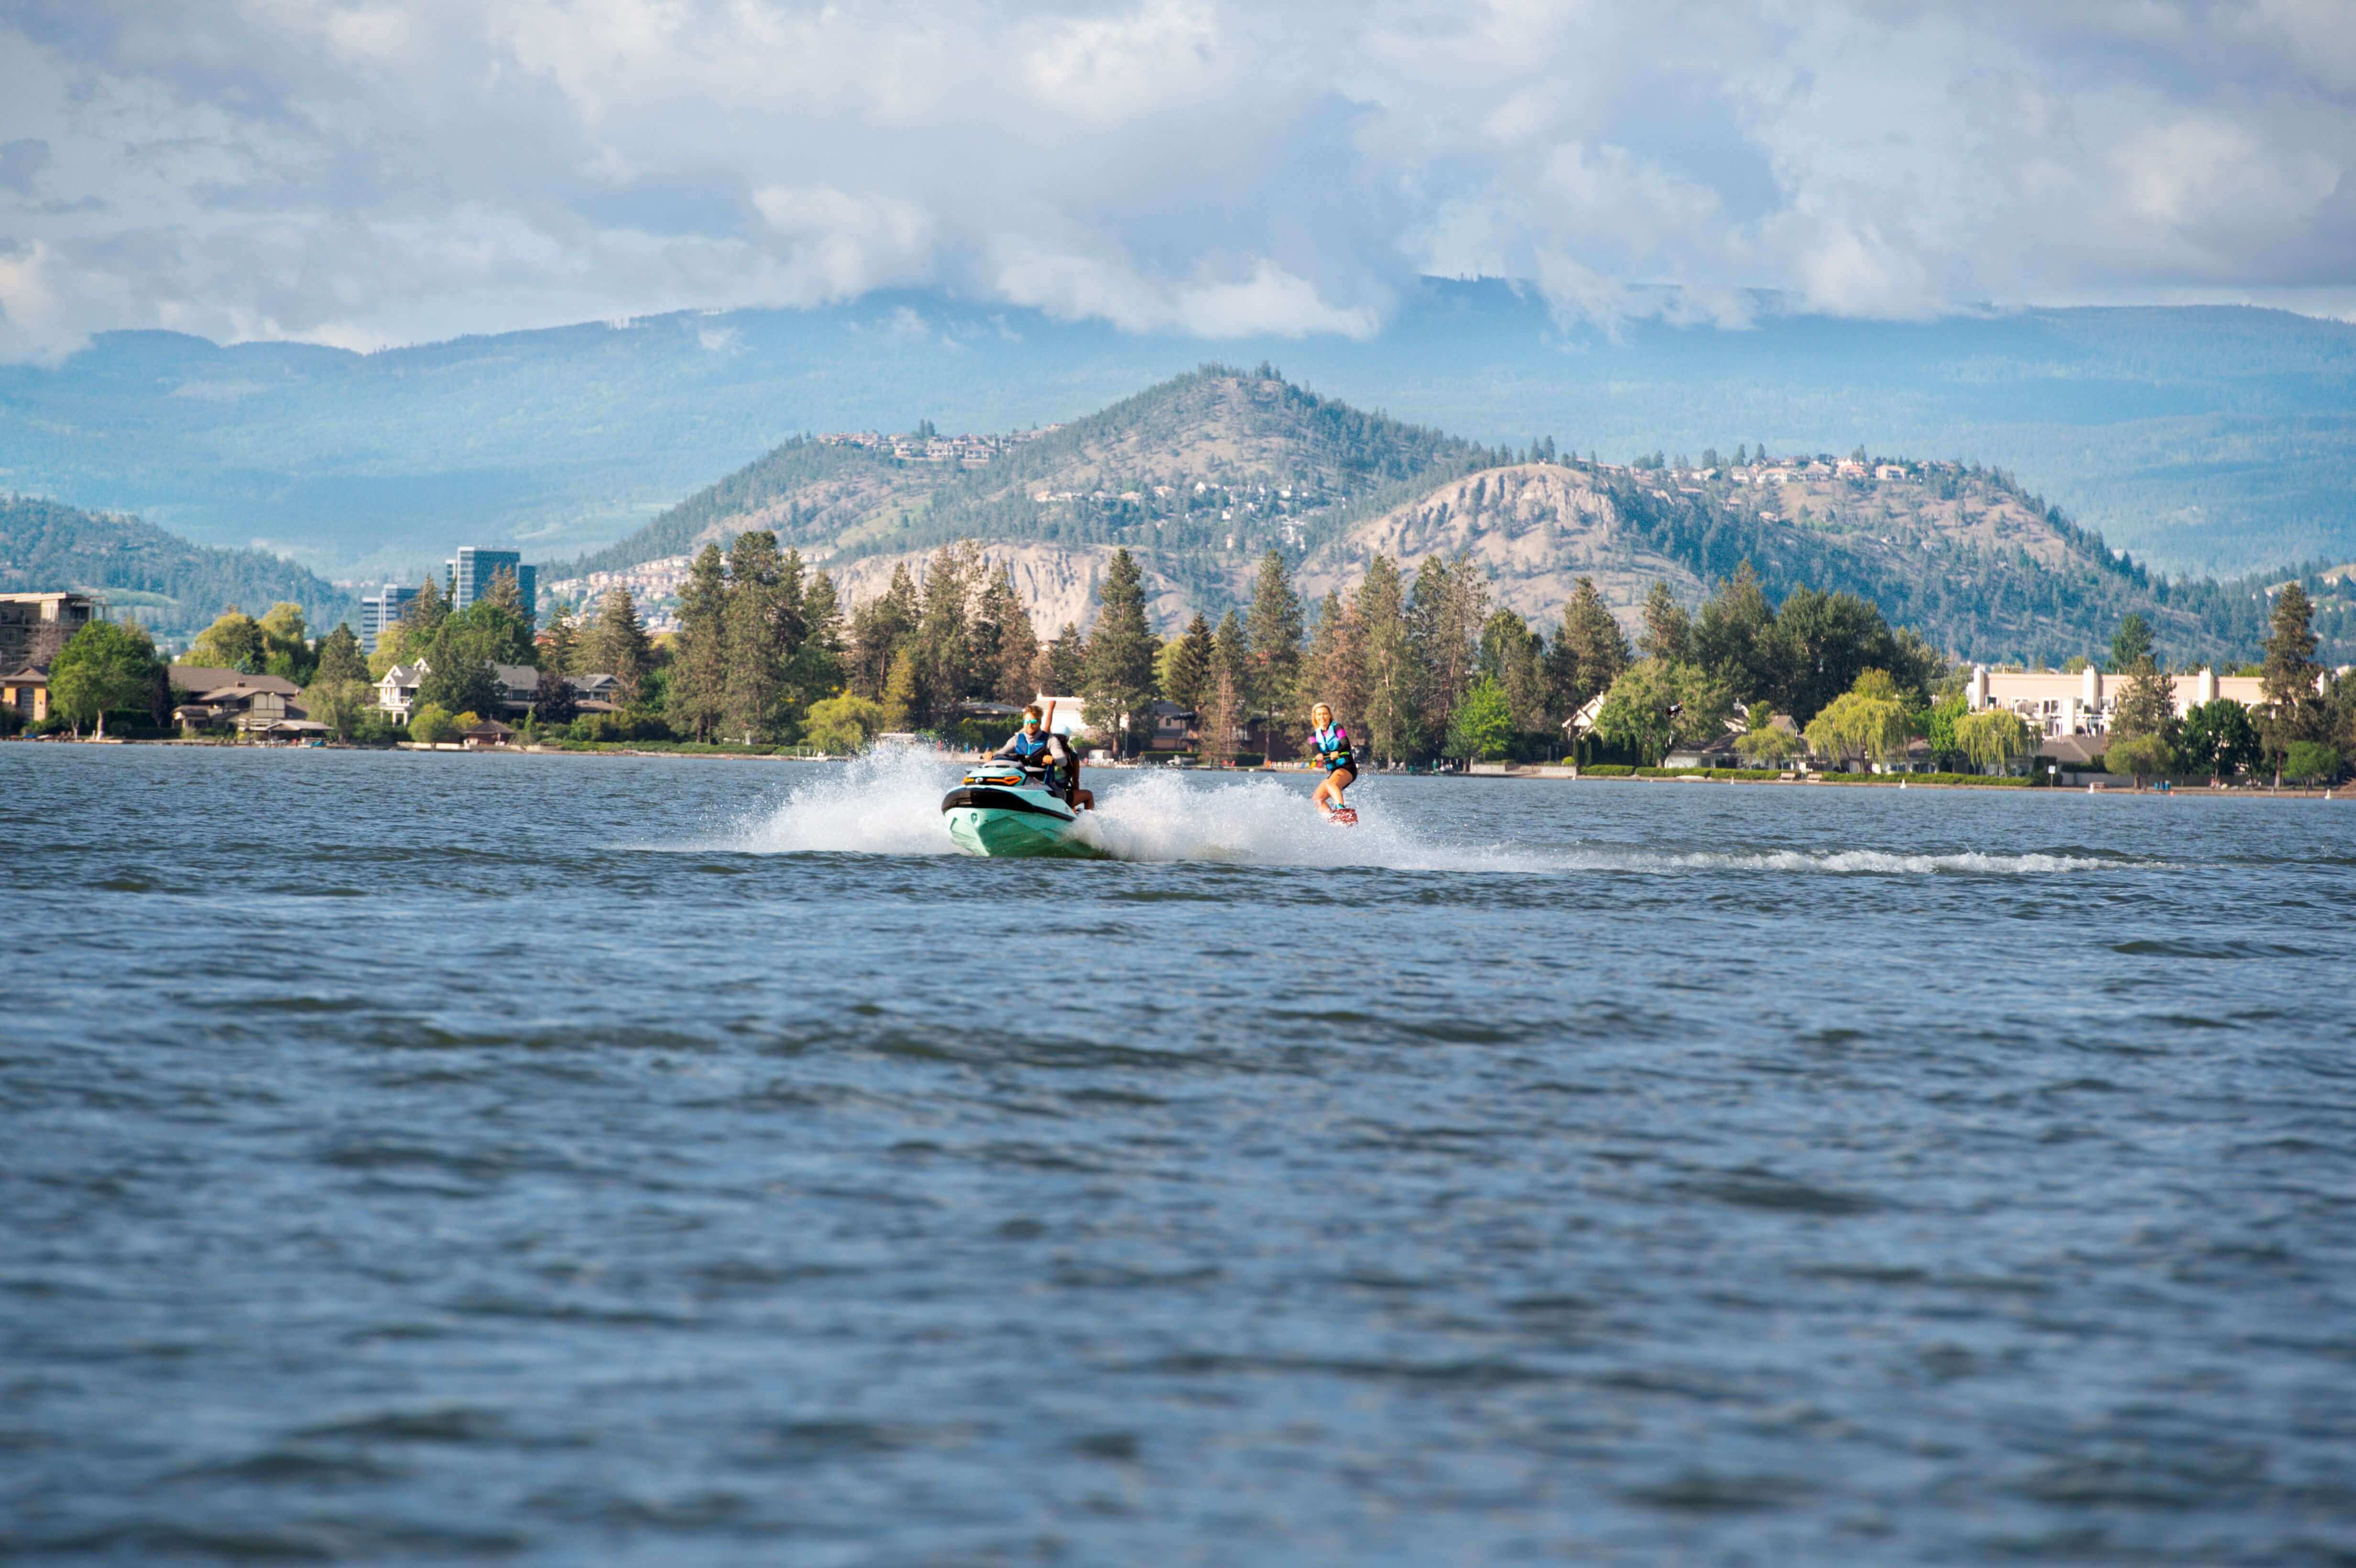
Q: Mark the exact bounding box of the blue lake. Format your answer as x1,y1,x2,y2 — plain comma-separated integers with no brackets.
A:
7,746,2356,1563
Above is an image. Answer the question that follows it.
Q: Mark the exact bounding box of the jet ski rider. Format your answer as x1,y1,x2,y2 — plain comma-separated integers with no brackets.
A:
1309,702,1357,818
987,704,1093,810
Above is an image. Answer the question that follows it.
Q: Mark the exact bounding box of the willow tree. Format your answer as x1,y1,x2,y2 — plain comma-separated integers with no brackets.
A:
1955,709,2034,773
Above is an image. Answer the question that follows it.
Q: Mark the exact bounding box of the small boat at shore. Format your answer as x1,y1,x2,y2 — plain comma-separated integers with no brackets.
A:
941,763,1104,859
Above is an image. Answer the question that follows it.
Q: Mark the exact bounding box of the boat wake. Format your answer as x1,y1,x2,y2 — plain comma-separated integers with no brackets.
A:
715,750,2159,876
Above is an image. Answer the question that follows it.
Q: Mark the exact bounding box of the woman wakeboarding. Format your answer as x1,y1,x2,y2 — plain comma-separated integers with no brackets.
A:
1308,702,1358,825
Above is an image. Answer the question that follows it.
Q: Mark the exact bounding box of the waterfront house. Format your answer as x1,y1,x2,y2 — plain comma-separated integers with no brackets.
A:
0,591,98,674
3,665,49,723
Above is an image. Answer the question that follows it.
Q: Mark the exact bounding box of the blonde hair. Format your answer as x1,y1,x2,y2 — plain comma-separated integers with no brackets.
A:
1311,702,1333,722
1021,703,1044,721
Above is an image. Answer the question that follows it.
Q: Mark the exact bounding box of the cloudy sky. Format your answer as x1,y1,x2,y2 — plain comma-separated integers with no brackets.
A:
1,0,2351,359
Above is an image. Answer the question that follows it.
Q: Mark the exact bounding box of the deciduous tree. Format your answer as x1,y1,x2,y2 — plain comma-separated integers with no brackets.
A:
52,620,164,737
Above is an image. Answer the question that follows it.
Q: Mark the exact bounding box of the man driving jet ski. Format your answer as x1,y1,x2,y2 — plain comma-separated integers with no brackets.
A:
985,703,1094,809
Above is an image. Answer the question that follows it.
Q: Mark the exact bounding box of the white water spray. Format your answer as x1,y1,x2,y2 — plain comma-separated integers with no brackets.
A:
709,749,2152,877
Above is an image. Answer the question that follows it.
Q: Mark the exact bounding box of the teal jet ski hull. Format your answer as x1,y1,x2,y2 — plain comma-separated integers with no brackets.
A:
941,778,1103,859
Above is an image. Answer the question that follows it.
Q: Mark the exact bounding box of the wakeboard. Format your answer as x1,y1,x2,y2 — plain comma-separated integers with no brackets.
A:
1322,806,1359,827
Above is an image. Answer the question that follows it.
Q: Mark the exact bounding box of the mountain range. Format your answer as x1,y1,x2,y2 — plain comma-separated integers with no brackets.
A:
555,367,2355,669
2,281,2352,580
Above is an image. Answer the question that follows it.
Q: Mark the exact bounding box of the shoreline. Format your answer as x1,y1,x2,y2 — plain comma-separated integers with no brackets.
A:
12,734,2347,797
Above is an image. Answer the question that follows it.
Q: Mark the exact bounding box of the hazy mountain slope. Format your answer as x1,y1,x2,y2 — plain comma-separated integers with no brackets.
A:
3,284,2351,577
0,495,354,640
1299,461,2293,666
560,368,1487,609
562,365,2335,664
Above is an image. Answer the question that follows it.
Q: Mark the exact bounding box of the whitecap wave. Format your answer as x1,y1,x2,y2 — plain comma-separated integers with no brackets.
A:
715,751,2158,877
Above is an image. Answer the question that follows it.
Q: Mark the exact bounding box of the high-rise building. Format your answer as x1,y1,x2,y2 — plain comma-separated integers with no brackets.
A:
357,584,419,653
444,548,536,620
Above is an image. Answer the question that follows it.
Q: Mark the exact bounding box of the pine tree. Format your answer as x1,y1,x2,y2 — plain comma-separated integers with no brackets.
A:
850,563,919,699
1305,589,1366,745
1409,556,1486,740
2110,656,2180,750
973,561,1042,703
721,531,786,740
403,576,449,645
587,587,650,704
2259,583,2324,781
880,648,917,731
911,541,978,728
669,544,729,741
1046,621,1087,695
313,623,367,687
539,602,579,676
1638,581,1691,664
1081,548,1157,757
1693,561,1777,705
1163,612,1212,712
789,569,846,711
1246,548,1302,740
1550,577,1630,717
2109,612,2154,673
1356,555,1427,763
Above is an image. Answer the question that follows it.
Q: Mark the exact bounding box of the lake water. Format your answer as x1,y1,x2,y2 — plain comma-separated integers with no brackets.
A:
8,746,2356,1564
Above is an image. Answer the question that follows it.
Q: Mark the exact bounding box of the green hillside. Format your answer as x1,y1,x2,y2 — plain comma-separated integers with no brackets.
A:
0,495,355,640
556,369,2355,669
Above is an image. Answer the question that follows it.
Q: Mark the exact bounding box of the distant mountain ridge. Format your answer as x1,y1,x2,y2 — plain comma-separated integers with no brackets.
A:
3,283,2352,577
0,495,354,641
555,369,2354,667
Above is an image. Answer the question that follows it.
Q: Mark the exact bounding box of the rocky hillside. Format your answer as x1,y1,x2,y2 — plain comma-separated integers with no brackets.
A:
556,370,2335,665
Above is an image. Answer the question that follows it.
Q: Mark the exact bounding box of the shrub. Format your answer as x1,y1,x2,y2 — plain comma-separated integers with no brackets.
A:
409,703,460,744
2284,740,2343,785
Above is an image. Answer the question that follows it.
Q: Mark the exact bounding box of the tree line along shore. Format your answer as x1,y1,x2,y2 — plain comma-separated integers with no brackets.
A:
15,532,2356,790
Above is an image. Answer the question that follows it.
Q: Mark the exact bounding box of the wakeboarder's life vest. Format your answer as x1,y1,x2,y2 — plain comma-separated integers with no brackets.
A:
1312,723,1355,774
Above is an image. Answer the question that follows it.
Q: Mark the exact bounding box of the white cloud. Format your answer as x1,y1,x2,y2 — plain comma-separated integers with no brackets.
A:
0,0,2349,359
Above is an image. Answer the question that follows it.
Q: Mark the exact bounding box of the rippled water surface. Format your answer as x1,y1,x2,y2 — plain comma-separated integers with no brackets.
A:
8,746,2356,1564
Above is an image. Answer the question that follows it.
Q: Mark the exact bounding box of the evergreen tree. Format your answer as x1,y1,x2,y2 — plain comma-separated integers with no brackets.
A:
1246,548,1303,739
669,544,729,740
314,623,367,686
2259,583,2325,780
1638,580,1692,664
1478,608,1551,733
1082,548,1158,757
2109,612,2154,673
849,563,919,699
1767,588,1898,725
586,587,650,704
1693,561,1776,704
2110,656,2180,749
1047,621,1088,694
972,561,1042,704
1409,556,1486,741
539,601,579,676
1305,588,1366,741
1355,555,1427,763
532,665,578,727
417,610,502,717
790,569,847,709
404,575,449,640
880,647,917,731
911,541,978,727
721,531,786,740
1549,577,1629,717
1163,612,1213,712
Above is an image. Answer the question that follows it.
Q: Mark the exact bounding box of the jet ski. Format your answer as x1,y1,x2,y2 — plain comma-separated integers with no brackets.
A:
941,762,1104,859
